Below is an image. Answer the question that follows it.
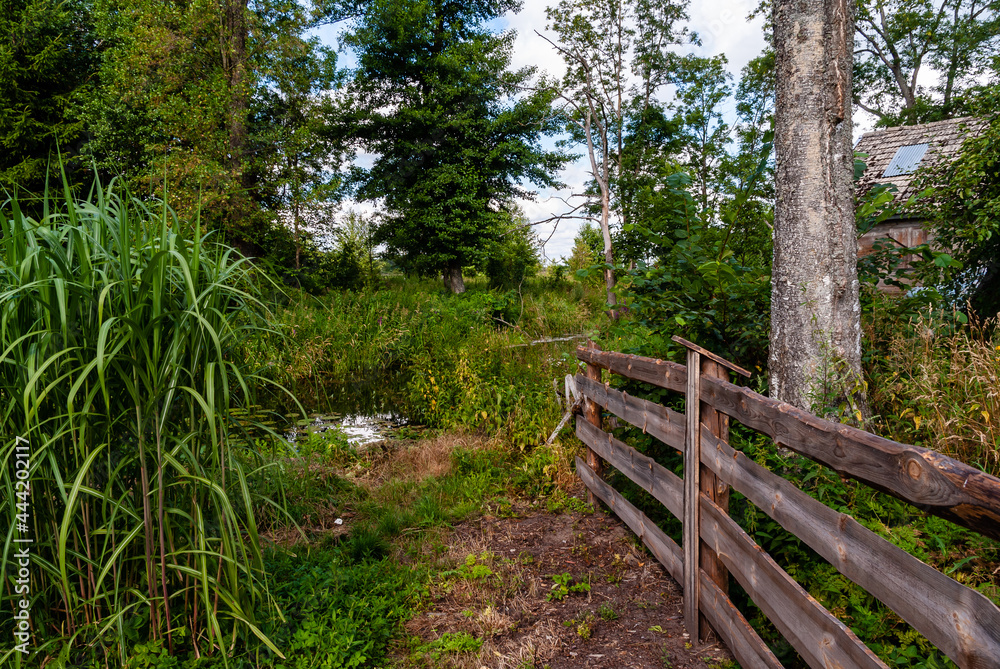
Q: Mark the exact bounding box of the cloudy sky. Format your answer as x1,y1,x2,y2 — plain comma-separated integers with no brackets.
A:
316,1,774,261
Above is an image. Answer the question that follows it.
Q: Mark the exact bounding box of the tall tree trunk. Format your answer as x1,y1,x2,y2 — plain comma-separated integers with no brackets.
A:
599,186,618,318
770,0,864,417
221,0,249,237
445,263,466,294
293,195,300,271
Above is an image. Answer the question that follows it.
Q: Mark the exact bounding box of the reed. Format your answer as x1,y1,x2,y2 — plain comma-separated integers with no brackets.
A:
869,312,1000,474
0,175,283,664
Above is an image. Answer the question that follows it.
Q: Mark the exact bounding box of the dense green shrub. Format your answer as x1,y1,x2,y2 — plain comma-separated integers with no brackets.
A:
483,223,541,291
599,173,771,372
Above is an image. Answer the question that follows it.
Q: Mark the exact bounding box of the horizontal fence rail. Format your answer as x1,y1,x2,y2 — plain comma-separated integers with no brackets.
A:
573,342,1000,669
576,347,1000,541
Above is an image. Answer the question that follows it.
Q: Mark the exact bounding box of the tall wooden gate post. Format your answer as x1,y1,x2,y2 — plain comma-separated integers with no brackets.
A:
699,358,730,641
583,341,605,507
682,346,702,639
673,336,751,642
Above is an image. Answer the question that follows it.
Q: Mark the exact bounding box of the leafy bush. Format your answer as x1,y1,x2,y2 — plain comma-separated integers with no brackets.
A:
483,221,541,290
257,221,372,294
913,105,1000,317
600,172,771,372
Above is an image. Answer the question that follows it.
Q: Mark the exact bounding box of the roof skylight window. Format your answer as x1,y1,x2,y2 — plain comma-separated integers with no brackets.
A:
883,143,929,177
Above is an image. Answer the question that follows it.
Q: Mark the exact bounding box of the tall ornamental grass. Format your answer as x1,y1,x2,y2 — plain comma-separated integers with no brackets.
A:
869,312,1000,474
0,178,284,664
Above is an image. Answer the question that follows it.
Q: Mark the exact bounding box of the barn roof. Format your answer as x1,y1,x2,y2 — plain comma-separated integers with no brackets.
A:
854,116,986,205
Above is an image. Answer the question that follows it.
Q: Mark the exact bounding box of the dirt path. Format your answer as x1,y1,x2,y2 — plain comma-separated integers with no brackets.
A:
398,487,734,668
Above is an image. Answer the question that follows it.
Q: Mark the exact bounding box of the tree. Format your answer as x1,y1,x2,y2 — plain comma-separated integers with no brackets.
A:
85,0,336,247
0,0,98,194
543,0,692,314
854,0,1000,124
916,95,1000,316
723,50,775,268
86,0,242,230
344,0,565,294
771,0,864,416
668,54,732,221
484,206,542,290
254,19,339,270
615,106,685,265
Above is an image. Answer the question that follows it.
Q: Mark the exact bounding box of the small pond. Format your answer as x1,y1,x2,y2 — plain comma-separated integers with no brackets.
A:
282,366,414,447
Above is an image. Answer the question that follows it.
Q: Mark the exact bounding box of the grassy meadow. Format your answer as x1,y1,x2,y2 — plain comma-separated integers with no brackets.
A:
1,183,998,669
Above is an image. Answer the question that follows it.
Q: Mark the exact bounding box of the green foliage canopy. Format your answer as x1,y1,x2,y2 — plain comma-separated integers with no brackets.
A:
854,0,1000,125
0,0,98,194
343,0,566,284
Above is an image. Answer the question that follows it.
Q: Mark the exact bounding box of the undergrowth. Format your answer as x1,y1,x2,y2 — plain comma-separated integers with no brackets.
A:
260,276,605,449
864,303,1000,474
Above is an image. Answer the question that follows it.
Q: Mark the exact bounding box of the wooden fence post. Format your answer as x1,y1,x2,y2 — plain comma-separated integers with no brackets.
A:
683,346,702,640
699,358,730,641
673,336,751,643
583,341,605,507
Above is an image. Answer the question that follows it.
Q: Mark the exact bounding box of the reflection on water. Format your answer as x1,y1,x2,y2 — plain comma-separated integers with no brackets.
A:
326,366,410,417
284,366,413,446
285,411,409,446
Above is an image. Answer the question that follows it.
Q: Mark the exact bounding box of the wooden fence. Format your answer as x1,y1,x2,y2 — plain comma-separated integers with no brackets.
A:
573,337,1000,669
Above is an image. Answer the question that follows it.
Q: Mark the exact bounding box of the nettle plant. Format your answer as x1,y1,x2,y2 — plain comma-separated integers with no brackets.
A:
0,176,287,664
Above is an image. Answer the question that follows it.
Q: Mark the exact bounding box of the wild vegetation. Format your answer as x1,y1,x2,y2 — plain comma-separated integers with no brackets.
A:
0,179,285,664
1,172,998,667
3,0,1000,666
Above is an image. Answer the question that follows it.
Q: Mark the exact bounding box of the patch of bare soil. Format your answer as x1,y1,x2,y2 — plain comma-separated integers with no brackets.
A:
397,485,733,669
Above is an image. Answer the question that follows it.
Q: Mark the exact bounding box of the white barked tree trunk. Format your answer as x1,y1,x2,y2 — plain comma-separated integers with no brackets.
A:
770,0,864,416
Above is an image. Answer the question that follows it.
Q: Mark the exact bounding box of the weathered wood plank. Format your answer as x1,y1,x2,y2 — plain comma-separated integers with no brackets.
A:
576,346,1000,663
699,374,1000,541
698,358,732,641
574,346,1000,541
575,457,782,669
582,343,604,506
698,567,784,669
577,419,682,516
577,422,886,668
699,497,888,669
578,377,1000,667
700,425,1000,669
671,335,751,378
575,374,685,451
576,455,683,578
576,347,687,393
683,348,703,638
